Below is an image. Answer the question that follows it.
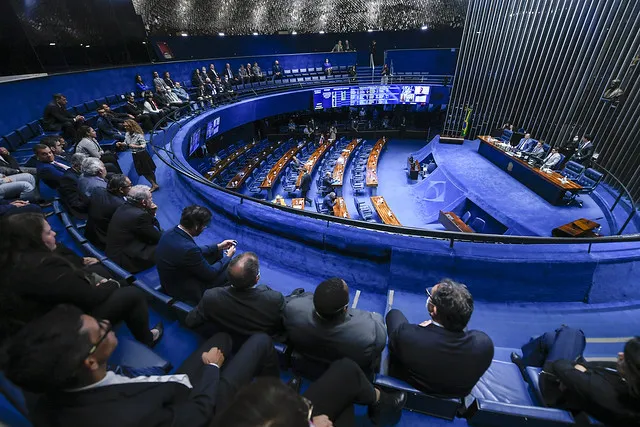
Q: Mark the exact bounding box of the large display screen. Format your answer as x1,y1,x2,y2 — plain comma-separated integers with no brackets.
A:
206,117,221,139
313,85,431,110
189,129,203,156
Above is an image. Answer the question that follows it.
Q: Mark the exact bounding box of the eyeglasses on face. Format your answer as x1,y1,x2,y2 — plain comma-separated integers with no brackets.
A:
86,318,112,358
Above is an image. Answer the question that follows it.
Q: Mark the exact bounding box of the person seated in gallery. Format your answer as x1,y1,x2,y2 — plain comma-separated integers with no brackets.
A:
156,205,236,305
323,59,333,76
1,305,280,427
238,64,250,84
510,326,640,426
58,153,89,216
96,107,126,142
75,126,123,175
283,277,387,373
105,185,161,273
386,279,494,397
186,252,286,339
78,158,108,199
34,143,70,189
85,174,131,250
253,62,264,81
541,148,562,170
42,93,85,141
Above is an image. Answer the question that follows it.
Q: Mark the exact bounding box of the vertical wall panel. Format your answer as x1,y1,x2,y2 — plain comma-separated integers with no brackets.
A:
446,0,640,200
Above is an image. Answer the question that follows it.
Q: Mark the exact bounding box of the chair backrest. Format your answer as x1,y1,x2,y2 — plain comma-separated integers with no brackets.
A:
470,217,486,233
427,162,437,174
461,211,472,223
564,161,585,175
0,372,29,420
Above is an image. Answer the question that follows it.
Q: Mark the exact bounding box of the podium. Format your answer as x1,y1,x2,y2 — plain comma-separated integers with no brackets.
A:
552,218,600,238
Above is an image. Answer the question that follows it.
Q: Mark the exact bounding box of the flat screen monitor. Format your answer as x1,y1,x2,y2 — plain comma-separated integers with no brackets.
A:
189,129,203,156
206,117,221,139
312,85,432,110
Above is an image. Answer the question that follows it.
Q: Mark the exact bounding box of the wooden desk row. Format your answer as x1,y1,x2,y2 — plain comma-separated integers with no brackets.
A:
226,141,283,190
438,210,474,233
296,139,337,187
332,139,361,191
260,140,309,189
366,137,387,187
370,196,401,226
333,197,350,218
206,140,258,180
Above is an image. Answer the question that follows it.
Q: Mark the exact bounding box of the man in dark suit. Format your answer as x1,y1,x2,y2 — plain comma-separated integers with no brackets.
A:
156,205,235,305
573,135,595,165
322,171,335,194
0,146,36,176
386,279,494,397
510,326,640,426
123,94,156,131
299,166,312,206
207,63,220,82
186,252,286,338
42,135,72,163
86,174,131,249
2,304,281,427
42,94,84,141
322,191,337,214
96,108,125,141
58,153,89,217
514,133,536,153
272,60,283,80
223,63,239,84
34,144,70,189
283,277,386,373
105,185,161,273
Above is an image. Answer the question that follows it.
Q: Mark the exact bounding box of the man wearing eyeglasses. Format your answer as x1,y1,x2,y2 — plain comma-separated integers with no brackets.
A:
283,277,387,374
385,279,494,397
2,304,280,427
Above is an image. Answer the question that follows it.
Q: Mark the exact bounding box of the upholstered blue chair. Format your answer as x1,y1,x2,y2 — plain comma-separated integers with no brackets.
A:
561,161,585,180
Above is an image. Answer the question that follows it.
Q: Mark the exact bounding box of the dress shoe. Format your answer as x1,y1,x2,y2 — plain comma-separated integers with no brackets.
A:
368,389,407,425
286,375,302,394
150,321,164,347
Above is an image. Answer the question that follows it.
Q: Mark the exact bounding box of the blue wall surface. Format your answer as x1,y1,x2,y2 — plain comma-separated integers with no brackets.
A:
166,90,640,303
386,48,458,74
0,52,356,137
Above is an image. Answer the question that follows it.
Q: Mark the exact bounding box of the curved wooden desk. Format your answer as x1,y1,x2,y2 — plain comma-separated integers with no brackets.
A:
296,138,337,187
333,197,350,218
206,140,258,180
226,141,282,190
332,138,361,195
366,137,387,194
260,140,310,198
370,196,401,226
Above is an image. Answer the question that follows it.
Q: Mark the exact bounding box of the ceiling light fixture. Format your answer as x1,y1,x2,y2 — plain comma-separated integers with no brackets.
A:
180,32,188,37
218,32,225,36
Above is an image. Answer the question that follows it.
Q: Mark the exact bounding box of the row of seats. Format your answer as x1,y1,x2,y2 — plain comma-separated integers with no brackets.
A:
560,162,604,207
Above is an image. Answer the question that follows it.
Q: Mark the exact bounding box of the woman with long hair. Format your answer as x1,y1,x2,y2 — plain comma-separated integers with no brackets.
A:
123,119,159,192
0,213,162,346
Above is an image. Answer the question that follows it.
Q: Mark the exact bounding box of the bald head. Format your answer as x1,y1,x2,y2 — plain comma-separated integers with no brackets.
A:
228,252,260,289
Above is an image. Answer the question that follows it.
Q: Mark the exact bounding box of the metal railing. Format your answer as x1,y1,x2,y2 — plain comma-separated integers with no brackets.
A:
148,82,640,250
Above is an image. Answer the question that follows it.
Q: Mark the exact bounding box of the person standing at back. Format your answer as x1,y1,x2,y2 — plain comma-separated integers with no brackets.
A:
156,205,236,305
386,279,494,397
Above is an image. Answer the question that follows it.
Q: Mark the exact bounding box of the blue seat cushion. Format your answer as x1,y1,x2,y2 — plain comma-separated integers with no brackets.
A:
526,366,544,405
471,360,533,406
108,338,171,373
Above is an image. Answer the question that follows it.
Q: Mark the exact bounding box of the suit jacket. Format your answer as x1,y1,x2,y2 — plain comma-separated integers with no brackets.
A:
224,68,234,79
300,172,311,191
58,168,88,214
36,160,68,189
42,101,74,131
0,251,119,339
78,175,107,199
156,227,230,305
516,138,535,152
124,102,144,117
386,309,494,397
105,201,162,273
0,153,21,174
574,141,594,162
85,187,126,248
283,292,386,371
186,285,285,337
96,116,122,139
542,360,639,427
31,366,220,427
530,145,545,157
322,194,335,213
207,69,219,81
272,64,283,75
543,152,562,169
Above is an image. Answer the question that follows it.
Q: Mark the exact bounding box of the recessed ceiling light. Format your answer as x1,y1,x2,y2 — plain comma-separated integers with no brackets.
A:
180,32,188,37
319,30,325,34
292,30,297,35
218,32,225,36
253,32,258,36
421,25,428,30
49,42,56,46
367,29,374,32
